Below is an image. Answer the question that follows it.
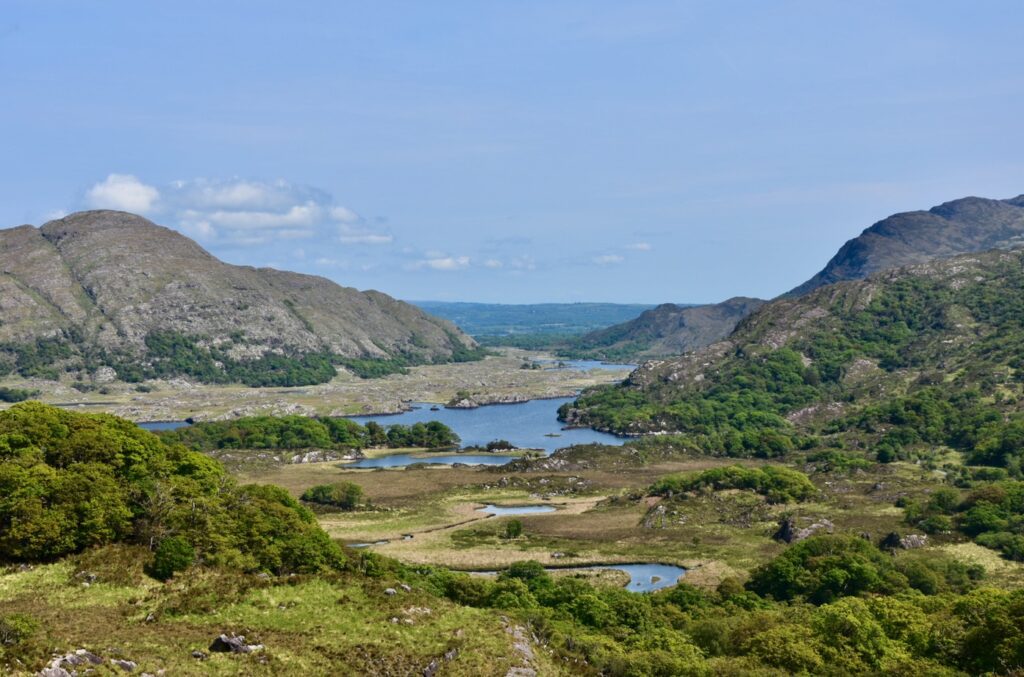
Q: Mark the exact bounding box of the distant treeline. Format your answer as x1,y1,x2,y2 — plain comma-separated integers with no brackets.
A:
158,414,460,451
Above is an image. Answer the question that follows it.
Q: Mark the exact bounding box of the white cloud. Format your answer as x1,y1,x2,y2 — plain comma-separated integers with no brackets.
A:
85,176,393,250
330,206,360,223
484,258,503,269
626,242,652,251
339,231,393,245
87,174,160,213
426,256,471,271
593,254,624,265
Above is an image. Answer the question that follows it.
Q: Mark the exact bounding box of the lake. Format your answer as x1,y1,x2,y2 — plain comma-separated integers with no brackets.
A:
350,397,623,455
139,395,626,469
534,359,637,372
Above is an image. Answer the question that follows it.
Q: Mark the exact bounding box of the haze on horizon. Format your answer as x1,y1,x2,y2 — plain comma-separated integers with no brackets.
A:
2,1,1022,304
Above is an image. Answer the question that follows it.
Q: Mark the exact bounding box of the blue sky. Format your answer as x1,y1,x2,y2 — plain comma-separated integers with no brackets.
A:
2,1,1022,303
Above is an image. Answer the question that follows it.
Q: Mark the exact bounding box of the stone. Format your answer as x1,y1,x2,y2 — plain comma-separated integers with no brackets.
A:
209,634,262,654
110,658,138,672
384,588,397,596
899,534,928,549
399,583,412,592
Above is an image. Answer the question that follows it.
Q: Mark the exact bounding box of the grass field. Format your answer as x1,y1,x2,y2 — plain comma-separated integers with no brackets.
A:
230,448,1008,592
0,549,563,676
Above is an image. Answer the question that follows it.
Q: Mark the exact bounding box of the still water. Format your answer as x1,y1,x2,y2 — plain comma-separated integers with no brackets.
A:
476,504,557,516
350,397,622,455
140,396,626,468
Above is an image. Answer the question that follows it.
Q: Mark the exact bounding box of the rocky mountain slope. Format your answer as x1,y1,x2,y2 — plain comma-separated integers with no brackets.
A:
0,210,480,384
565,297,765,360
789,194,1024,296
564,248,1024,439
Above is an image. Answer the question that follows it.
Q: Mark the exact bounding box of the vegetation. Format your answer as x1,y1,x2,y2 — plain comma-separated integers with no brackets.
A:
0,387,37,403
0,402,343,573
301,481,365,510
159,414,459,451
7,402,1024,675
650,465,818,504
903,480,1024,561
568,253,1024,452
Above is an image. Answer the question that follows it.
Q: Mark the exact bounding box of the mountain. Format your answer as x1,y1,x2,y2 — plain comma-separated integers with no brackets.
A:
568,193,1024,361
0,210,481,384
789,194,1024,296
411,301,656,337
563,247,1024,440
565,297,765,360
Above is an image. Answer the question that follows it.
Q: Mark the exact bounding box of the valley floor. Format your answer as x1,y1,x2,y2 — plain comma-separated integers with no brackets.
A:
0,349,629,422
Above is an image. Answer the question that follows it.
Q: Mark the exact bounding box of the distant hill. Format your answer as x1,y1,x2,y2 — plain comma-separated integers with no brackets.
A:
0,211,481,385
564,297,765,361
412,301,657,337
789,194,1024,296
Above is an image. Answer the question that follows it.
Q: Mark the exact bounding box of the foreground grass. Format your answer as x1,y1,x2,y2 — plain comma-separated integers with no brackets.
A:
0,550,563,676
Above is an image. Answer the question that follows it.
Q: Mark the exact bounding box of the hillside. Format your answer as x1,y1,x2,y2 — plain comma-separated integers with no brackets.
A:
564,247,1024,444
564,297,764,360
0,211,482,385
789,194,1024,296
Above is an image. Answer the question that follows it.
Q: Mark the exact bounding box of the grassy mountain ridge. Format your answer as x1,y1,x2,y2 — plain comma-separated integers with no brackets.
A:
0,210,482,384
564,247,1024,443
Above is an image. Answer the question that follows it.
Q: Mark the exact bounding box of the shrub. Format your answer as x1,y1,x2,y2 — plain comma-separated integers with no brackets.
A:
747,535,901,603
650,465,817,504
301,481,364,510
504,520,523,539
147,536,195,581
0,613,38,647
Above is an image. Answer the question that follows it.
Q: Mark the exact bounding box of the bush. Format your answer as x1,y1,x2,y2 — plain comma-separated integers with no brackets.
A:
147,536,195,581
0,613,38,647
301,481,364,510
0,387,37,403
650,465,817,504
504,520,523,539
0,403,345,575
747,535,902,603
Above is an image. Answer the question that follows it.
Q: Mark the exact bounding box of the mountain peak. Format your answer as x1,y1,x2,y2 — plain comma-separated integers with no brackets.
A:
788,192,1024,297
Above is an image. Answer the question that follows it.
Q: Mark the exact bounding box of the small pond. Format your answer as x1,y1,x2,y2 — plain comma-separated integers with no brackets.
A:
138,420,191,431
590,564,686,593
476,504,556,516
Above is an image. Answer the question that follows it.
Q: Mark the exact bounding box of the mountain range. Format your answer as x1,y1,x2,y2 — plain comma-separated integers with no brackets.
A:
569,193,1024,359
0,211,480,385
